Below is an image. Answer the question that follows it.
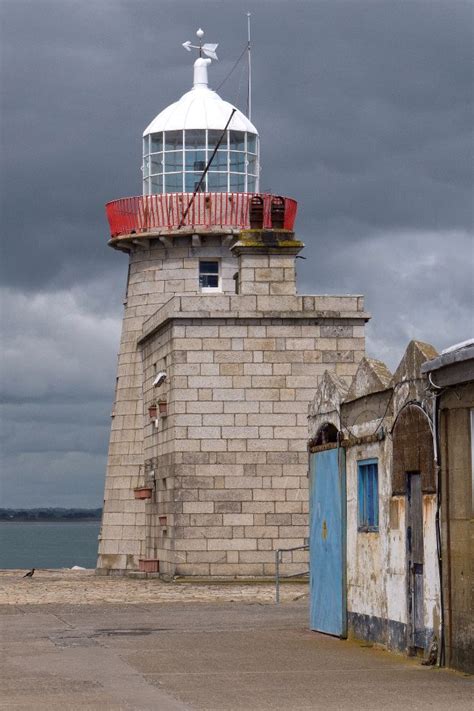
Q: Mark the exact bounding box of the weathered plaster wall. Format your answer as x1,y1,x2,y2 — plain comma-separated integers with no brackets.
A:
309,344,442,655
345,427,440,651
345,427,407,644
422,494,441,634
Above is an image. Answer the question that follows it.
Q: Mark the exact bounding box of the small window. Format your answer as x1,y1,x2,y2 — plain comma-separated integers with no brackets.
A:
185,150,206,171
199,260,220,290
229,152,246,172
163,173,182,192
358,459,379,531
164,130,182,151
150,176,162,193
208,129,227,150
247,133,257,153
247,155,258,174
229,130,245,150
209,150,228,171
150,133,162,153
207,172,228,191
164,151,182,172
247,175,257,193
150,155,163,174
229,173,245,191
185,129,206,150
185,173,204,192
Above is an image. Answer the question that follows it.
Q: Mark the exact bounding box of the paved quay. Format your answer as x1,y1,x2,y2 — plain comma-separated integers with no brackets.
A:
0,568,301,606
0,570,471,710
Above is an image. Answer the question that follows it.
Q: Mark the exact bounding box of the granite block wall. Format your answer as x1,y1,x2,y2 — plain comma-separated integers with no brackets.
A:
139,306,365,577
97,232,368,576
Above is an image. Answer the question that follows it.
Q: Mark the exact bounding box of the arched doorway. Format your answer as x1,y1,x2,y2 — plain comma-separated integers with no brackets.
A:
312,422,339,447
392,404,435,652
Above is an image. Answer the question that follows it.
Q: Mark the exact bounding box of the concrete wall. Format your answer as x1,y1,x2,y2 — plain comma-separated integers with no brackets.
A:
440,383,474,673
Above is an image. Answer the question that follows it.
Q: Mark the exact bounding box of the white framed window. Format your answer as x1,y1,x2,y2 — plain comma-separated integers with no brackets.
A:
358,458,379,532
199,260,220,292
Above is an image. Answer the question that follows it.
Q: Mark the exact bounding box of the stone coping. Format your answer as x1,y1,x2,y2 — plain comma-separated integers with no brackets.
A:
139,294,369,344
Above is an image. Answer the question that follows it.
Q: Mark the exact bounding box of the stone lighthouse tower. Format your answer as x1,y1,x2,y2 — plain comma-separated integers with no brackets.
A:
97,30,368,576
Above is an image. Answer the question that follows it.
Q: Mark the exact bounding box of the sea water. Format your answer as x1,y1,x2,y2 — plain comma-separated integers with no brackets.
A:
0,521,101,569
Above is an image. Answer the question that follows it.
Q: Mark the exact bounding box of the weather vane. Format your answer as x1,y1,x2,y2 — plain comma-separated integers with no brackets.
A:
182,28,218,61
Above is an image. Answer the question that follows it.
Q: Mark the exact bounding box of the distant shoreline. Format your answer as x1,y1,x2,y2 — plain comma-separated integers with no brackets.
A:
0,519,101,523
0,509,102,523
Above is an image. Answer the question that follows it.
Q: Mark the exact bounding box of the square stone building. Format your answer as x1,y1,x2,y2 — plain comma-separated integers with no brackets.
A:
96,41,368,577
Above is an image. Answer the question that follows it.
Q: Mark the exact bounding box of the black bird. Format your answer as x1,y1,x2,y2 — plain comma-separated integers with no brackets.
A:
23,568,35,578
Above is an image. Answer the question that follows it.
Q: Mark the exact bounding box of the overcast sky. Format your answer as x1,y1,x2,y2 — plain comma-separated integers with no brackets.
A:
1,0,473,508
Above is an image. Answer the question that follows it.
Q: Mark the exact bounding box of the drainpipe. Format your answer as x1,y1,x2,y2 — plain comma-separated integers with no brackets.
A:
430,379,445,667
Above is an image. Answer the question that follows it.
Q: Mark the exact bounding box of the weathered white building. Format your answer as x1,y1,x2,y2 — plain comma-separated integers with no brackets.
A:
308,341,442,658
422,341,474,673
97,32,368,577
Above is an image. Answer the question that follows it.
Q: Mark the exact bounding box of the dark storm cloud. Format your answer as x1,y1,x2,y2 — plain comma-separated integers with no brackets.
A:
2,0,472,290
1,0,472,506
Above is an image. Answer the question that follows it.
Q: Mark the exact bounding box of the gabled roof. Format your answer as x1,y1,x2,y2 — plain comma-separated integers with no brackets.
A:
390,340,438,386
309,370,349,418
344,357,392,402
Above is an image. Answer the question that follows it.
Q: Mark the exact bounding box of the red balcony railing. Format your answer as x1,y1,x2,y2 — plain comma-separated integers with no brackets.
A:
105,193,298,238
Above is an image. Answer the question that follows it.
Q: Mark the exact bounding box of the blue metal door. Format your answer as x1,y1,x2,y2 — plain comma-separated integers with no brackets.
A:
310,446,346,636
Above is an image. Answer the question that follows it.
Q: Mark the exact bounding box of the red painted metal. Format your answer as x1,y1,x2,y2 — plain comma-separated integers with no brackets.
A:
105,193,298,238
138,559,160,573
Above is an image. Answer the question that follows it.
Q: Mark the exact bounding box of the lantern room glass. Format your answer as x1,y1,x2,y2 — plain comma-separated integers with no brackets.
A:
142,129,259,195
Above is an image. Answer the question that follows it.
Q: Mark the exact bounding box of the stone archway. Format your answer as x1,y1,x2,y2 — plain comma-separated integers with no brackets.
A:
392,403,435,652
310,422,339,449
392,404,435,495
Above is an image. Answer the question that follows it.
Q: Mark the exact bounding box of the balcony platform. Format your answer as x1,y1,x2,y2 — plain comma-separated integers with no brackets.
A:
105,192,298,246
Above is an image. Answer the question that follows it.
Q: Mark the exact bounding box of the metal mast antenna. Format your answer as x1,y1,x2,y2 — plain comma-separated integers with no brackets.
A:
247,12,252,120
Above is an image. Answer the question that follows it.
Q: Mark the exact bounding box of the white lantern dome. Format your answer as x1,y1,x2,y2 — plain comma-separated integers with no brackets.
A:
142,39,260,195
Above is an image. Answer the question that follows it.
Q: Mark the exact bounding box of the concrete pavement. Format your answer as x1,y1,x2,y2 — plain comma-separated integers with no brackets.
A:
1,599,472,710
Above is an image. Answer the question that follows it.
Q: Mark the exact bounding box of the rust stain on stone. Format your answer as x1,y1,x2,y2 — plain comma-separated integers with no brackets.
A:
322,519,328,540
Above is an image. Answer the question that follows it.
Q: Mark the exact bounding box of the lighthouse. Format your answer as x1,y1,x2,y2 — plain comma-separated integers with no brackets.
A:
97,31,368,577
